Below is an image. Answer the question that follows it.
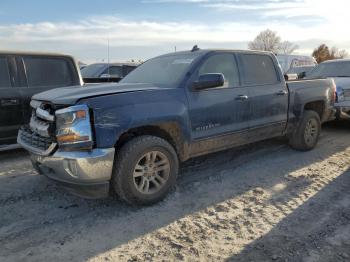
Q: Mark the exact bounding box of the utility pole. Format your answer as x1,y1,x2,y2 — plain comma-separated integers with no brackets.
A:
107,37,110,76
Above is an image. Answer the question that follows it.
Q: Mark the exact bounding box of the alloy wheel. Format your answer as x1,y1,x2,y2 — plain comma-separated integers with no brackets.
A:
133,151,170,194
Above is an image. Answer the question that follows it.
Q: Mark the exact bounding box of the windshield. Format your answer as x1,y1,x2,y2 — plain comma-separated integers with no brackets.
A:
307,61,350,78
81,64,106,78
120,53,201,87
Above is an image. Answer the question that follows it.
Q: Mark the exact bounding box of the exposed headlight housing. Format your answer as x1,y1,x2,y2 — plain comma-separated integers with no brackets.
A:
55,104,93,150
336,86,345,103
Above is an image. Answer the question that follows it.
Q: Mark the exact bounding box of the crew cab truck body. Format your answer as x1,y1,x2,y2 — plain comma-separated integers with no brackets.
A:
18,49,336,205
0,51,82,149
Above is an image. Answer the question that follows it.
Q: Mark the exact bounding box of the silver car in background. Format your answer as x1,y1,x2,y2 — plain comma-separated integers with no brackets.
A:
306,59,350,120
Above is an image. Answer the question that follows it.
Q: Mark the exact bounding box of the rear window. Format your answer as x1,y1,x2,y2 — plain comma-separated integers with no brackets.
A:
241,54,279,85
23,56,74,88
0,57,11,88
81,64,106,78
102,66,123,77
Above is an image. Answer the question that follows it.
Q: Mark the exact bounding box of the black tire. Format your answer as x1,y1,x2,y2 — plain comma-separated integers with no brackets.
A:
112,135,179,205
288,110,321,151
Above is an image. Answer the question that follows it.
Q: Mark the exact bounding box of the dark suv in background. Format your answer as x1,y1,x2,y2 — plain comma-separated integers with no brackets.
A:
81,62,138,83
0,51,82,149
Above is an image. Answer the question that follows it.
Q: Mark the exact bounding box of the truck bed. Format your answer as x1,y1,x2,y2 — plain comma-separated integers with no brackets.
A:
286,78,336,123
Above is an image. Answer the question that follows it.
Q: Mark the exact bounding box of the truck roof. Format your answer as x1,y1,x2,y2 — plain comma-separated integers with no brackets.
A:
158,48,275,57
322,58,350,63
0,50,74,58
87,62,140,67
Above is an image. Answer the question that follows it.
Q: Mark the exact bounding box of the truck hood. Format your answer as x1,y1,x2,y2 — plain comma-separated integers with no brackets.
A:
33,83,165,105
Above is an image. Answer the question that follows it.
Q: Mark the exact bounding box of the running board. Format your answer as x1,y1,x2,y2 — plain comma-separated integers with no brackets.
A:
0,144,22,152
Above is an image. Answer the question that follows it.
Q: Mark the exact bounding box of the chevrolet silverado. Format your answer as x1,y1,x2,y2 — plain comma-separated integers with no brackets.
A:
18,49,336,205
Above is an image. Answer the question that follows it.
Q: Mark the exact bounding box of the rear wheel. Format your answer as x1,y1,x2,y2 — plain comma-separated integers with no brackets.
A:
289,110,321,151
112,135,179,205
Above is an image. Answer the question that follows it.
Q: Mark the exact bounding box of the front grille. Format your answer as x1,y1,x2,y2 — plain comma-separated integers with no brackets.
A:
19,126,55,152
29,115,51,137
18,100,60,155
30,100,56,137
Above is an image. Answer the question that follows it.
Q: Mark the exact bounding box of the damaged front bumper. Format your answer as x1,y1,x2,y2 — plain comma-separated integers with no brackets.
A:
335,101,350,120
30,148,115,198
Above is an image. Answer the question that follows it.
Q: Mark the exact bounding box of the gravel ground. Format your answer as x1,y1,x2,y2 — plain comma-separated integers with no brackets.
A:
0,122,349,262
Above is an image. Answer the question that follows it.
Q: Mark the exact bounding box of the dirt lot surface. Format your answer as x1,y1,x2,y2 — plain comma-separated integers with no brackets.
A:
1,122,350,262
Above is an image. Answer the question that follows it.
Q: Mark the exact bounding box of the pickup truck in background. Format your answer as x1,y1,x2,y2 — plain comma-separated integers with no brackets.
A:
305,59,350,120
81,62,138,83
18,49,336,205
286,65,316,79
0,51,82,149
277,54,317,74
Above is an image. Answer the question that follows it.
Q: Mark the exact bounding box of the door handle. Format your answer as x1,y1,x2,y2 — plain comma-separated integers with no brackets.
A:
1,98,19,106
275,90,288,96
235,95,249,101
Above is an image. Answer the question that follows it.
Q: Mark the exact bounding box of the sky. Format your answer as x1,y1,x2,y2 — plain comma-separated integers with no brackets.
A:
0,0,349,63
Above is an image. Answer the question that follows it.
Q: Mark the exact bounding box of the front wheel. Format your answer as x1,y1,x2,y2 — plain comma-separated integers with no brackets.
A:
289,110,321,151
112,135,179,205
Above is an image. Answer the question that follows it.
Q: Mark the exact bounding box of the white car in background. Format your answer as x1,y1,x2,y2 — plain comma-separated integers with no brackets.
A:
306,59,350,120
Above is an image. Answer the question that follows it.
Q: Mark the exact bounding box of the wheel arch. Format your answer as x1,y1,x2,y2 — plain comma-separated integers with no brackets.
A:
303,100,325,121
115,123,189,162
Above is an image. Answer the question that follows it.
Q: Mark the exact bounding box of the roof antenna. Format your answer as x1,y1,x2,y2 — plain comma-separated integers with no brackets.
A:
191,45,199,52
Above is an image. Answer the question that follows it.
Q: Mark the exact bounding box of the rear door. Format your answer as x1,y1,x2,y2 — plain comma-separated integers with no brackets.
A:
238,53,288,138
0,55,23,144
19,55,78,123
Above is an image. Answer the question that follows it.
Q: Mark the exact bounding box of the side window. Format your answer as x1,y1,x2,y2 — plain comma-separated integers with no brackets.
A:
123,66,136,76
103,66,122,77
241,54,279,85
0,57,11,88
23,56,74,88
198,54,239,88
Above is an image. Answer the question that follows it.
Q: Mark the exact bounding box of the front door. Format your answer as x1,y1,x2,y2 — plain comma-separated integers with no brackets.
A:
186,53,250,156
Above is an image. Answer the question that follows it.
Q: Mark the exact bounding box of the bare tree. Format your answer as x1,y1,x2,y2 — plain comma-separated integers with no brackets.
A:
248,29,298,54
248,29,280,52
279,41,299,55
330,47,349,60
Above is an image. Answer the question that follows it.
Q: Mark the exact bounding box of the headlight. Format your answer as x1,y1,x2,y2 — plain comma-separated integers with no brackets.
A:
55,104,93,149
336,86,345,102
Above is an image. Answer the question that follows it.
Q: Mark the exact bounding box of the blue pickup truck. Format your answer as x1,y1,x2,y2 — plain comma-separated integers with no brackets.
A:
18,49,336,205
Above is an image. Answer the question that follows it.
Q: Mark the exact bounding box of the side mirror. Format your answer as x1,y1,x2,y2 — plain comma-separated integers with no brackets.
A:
284,73,298,81
192,73,225,90
298,72,306,79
